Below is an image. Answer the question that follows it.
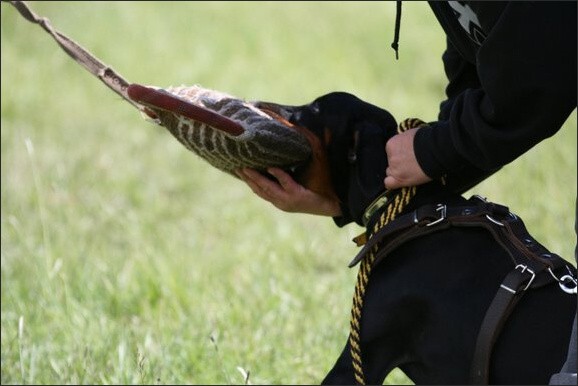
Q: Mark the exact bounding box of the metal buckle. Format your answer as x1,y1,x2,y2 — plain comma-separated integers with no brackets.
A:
486,209,517,226
516,264,536,291
501,264,536,294
426,204,447,227
473,194,516,226
362,191,392,227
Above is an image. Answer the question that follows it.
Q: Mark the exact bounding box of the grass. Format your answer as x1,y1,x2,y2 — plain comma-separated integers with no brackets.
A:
1,1,576,385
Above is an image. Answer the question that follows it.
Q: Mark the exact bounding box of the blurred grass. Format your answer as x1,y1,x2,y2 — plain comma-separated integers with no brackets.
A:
1,1,575,385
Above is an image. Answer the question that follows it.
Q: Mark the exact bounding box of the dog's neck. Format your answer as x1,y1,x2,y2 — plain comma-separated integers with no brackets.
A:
359,180,467,229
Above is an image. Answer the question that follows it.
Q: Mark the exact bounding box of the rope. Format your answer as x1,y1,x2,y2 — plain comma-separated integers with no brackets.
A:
349,118,424,384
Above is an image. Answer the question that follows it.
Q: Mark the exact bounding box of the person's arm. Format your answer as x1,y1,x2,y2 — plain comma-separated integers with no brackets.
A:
414,2,576,181
437,37,480,122
385,37,493,192
387,2,576,191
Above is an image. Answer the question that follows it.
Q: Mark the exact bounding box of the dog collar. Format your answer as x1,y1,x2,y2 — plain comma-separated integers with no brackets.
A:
362,190,395,227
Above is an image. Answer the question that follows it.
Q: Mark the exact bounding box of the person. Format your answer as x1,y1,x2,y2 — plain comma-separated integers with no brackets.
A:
237,2,576,384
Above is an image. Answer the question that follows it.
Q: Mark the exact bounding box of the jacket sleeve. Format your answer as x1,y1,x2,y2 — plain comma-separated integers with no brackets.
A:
414,2,577,181
426,37,501,194
437,37,481,122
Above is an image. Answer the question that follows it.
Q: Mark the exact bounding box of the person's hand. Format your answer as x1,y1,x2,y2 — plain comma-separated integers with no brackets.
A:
237,167,342,217
384,128,432,189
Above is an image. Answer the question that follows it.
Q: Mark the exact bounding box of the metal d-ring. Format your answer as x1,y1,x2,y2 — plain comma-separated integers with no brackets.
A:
486,214,505,227
559,275,578,295
547,267,578,295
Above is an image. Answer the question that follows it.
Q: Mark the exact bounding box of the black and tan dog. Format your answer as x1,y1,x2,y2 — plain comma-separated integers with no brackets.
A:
255,93,577,385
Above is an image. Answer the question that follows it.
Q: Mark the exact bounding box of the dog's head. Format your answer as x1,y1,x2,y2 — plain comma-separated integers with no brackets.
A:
255,92,398,225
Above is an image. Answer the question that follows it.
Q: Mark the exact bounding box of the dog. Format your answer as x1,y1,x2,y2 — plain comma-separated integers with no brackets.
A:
255,93,577,385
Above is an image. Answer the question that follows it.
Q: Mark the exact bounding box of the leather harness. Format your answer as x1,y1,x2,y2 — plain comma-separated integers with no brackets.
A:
349,194,576,385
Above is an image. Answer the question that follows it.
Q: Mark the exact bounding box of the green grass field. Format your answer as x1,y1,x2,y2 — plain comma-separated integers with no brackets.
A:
1,2,576,384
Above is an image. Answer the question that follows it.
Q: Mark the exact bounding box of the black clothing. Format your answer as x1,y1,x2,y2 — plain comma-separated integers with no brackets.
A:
415,2,577,185
331,1,577,227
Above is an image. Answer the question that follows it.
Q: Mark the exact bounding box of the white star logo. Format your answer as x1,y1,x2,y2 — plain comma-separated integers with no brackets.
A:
448,1,487,45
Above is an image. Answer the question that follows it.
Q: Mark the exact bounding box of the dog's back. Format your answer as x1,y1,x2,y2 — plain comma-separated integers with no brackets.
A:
349,221,575,384
317,185,576,384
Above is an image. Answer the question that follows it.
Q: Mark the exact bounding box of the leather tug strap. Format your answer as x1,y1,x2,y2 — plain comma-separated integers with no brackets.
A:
4,0,140,110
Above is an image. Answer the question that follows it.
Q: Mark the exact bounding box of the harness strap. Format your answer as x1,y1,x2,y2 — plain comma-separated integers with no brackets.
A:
349,198,511,268
468,219,569,384
349,195,573,384
469,261,555,384
469,268,530,384
4,0,139,109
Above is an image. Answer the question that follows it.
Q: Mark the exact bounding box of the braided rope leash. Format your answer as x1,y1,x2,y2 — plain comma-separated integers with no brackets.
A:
349,118,424,385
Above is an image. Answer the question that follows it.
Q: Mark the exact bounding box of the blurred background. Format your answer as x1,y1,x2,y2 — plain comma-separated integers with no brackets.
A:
2,2,576,384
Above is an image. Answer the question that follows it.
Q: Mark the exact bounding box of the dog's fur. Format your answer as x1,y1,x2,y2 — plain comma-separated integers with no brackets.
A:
256,93,577,385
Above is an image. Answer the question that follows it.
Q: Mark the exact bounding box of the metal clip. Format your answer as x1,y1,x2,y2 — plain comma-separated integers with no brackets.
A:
426,204,447,227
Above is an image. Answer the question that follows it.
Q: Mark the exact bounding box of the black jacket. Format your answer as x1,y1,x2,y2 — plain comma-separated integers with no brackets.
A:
416,1,577,189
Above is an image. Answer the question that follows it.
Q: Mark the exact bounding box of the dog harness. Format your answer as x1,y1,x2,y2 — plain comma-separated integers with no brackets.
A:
348,190,577,385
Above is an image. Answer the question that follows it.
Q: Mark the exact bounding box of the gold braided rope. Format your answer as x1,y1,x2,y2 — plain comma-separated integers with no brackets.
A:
349,118,424,384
